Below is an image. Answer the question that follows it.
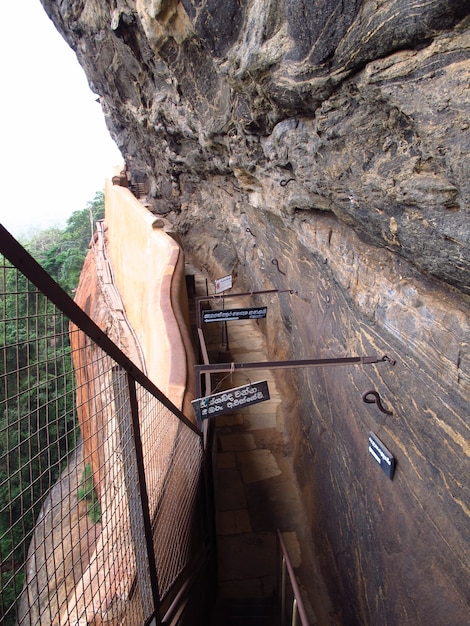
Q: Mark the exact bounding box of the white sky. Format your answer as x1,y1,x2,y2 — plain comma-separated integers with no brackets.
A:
0,0,123,237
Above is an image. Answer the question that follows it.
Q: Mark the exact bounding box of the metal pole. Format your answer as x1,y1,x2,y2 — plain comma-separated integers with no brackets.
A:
113,367,157,618
196,328,211,399
125,372,162,623
292,598,298,626
195,354,393,377
277,530,310,626
281,556,287,626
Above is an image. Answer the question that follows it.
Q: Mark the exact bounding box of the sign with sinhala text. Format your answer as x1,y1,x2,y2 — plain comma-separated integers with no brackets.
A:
192,381,270,421
368,432,396,480
202,307,267,323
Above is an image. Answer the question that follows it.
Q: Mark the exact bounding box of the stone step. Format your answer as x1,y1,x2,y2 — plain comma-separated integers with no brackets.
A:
211,597,281,626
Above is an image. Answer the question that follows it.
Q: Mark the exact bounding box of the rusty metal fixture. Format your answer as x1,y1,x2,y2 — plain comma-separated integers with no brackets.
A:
272,259,287,275
195,354,394,397
362,389,394,415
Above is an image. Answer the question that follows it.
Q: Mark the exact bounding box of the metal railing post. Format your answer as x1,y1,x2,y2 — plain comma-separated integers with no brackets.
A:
128,372,162,624
281,556,287,626
277,529,310,626
292,598,298,626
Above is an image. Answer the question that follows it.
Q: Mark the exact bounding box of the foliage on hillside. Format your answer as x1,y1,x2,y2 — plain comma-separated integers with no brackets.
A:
0,191,104,623
25,191,104,294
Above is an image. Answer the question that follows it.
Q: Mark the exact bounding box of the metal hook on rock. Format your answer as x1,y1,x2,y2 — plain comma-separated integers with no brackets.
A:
280,178,295,187
380,355,396,366
362,390,393,415
271,259,286,275
246,227,256,237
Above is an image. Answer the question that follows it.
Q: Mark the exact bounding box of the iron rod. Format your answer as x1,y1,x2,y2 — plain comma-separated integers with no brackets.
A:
126,372,162,623
281,556,287,626
113,368,156,618
196,328,211,399
277,530,309,626
195,355,384,376
292,599,299,626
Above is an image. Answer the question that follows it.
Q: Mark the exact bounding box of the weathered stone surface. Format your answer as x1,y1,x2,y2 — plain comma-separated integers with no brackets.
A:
18,444,100,625
39,1,470,624
39,0,470,292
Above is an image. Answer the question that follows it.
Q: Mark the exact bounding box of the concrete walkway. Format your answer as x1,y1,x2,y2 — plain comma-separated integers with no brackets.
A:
190,270,333,624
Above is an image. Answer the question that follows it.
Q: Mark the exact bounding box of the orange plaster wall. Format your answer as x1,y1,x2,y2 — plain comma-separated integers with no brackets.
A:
104,180,195,415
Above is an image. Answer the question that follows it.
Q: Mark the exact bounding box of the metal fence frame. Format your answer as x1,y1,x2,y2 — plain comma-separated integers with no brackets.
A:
0,225,212,625
277,529,310,626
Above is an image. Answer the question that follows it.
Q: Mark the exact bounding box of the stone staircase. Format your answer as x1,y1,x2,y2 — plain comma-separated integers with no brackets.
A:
187,266,333,626
211,597,280,625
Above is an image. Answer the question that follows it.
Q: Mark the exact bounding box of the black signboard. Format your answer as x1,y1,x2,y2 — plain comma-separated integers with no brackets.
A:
368,432,396,480
202,307,267,323
192,380,270,421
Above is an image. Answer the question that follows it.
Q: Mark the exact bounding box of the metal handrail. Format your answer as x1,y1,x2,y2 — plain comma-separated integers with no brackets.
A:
0,224,200,436
194,354,393,399
195,288,294,329
0,224,211,625
277,529,310,626
160,544,211,625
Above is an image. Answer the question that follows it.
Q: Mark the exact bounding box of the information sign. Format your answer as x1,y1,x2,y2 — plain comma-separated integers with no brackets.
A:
368,432,396,480
192,380,270,421
215,274,232,294
202,307,267,323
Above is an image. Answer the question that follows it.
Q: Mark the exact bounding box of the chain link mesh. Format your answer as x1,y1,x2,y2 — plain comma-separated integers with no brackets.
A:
1,246,204,625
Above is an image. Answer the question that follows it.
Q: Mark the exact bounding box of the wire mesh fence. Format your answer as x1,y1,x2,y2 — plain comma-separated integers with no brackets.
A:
1,256,78,625
0,232,207,625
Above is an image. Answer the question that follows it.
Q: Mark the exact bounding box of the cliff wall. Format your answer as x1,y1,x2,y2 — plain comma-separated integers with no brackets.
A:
40,1,469,624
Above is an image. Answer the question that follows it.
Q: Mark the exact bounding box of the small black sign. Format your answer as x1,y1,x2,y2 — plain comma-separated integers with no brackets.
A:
202,307,267,323
368,432,396,480
192,380,270,421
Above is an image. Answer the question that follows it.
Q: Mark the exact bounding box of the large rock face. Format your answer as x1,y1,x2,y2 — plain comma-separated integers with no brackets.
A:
41,2,469,624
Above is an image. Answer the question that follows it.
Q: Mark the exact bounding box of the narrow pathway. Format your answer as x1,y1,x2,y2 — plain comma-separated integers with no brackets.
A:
189,269,334,625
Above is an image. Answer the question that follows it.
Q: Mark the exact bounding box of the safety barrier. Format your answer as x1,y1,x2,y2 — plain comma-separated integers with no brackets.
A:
277,529,310,626
0,225,213,625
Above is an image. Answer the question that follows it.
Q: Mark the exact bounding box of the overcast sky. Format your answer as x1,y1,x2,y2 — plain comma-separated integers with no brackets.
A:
0,0,122,238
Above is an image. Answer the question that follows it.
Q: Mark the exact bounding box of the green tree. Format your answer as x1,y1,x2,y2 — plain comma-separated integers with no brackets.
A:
26,191,104,295
0,265,77,624
1,190,104,624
